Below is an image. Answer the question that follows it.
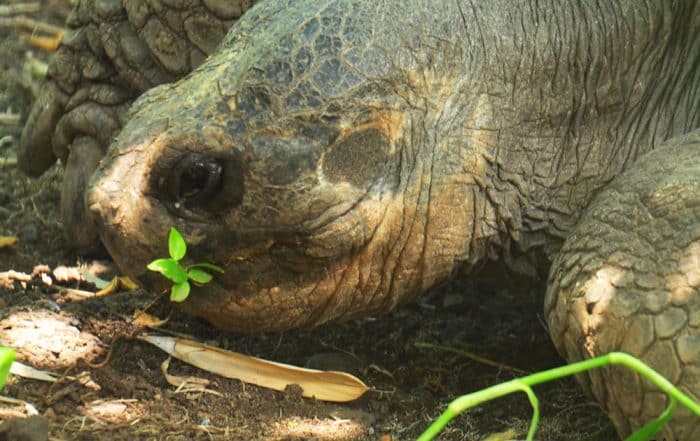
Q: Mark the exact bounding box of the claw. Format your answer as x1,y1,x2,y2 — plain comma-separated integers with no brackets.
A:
18,82,66,176
60,137,102,250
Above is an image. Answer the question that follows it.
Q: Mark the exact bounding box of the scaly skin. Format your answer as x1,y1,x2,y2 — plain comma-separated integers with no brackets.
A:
21,0,700,438
546,131,700,439
19,0,256,248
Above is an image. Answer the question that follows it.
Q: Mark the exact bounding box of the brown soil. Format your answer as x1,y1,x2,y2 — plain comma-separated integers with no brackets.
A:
0,2,613,440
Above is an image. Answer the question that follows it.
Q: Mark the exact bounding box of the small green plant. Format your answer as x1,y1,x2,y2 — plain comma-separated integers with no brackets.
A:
0,345,15,390
147,227,224,302
417,352,700,441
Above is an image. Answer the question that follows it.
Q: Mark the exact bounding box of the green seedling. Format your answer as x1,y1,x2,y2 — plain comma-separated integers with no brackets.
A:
0,345,15,390
417,351,700,441
147,227,224,302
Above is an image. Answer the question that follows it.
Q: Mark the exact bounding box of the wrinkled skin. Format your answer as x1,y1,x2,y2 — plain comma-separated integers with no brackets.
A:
20,0,700,438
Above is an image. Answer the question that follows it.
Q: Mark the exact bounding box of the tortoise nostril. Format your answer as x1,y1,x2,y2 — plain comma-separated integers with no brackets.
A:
169,153,223,205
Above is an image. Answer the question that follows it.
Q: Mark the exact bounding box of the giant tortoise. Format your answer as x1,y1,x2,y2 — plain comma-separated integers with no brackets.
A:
19,0,700,438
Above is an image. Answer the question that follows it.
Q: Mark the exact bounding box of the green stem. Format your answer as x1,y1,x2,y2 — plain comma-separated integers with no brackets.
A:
0,346,15,390
417,352,700,441
520,384,539,441
416,408,457,441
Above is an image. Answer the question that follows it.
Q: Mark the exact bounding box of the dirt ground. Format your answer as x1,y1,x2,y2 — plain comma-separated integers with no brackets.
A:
0,1,613,440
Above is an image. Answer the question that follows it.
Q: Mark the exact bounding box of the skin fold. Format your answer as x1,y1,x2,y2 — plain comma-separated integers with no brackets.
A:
20,0,700,438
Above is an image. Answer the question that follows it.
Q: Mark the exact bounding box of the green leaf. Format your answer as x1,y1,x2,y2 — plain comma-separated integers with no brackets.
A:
168,227,187,261
188,268,213,284
191,262,224,273
0,346,16,390
625,398,676,441
147,258,187,284
170,281,191,302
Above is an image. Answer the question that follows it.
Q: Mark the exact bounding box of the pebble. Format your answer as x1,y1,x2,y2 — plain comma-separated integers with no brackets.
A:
0,415,49,441
20,223,39,243
304,351,364,376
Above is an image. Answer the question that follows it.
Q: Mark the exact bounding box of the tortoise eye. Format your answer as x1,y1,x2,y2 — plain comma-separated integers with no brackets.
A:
169,153,223,205
322,128,394,188
160,151,245,217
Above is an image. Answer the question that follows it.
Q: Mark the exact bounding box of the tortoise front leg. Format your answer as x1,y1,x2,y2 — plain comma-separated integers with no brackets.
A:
545,129,700,439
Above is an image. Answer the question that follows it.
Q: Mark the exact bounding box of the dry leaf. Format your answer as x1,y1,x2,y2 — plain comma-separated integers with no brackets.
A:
160,357,210,389
139,334,368,402
119,276,139,290
483,428,520,441
10,361,63,382
132,311,168,328
82,272,110,289
96,276,139,297
0,235,19,248
56,287,95,301
24,33,63,51
159,357,220,398
95,277,120,297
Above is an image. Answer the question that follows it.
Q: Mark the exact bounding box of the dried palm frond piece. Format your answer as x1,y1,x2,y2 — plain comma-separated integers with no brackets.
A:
139,334,368,402
9,361,62,383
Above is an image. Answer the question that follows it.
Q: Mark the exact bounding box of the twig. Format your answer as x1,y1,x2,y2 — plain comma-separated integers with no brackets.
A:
0,156,18,167
415,341,529,375
0,395,40,415
0,135,15,148
0,16,66,36
25,33,63,51
0,3,40,16
0,112,20,126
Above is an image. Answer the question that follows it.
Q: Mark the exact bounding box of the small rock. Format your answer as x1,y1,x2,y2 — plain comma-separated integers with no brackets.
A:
42,408,56,421
53,266,82,283
0,415,49,441
282,383,304,402
441,293,464,308
0,187,9,202
31,265,51,277
304,352,364,376
40,273,52,286
19,223,38,243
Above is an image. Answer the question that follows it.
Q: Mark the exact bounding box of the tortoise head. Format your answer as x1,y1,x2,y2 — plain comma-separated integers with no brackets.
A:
87,1,487,331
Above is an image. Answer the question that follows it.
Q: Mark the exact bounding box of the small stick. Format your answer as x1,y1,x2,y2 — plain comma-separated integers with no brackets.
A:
24,32,63,51
414,341,529,375
0,3,40,16
0,156,18,168
0,134,15,145
0,112,21,126
0,16,66,37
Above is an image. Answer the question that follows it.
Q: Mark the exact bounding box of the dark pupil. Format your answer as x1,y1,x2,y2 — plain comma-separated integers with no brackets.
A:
170,154,223,205
181,162,210,198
